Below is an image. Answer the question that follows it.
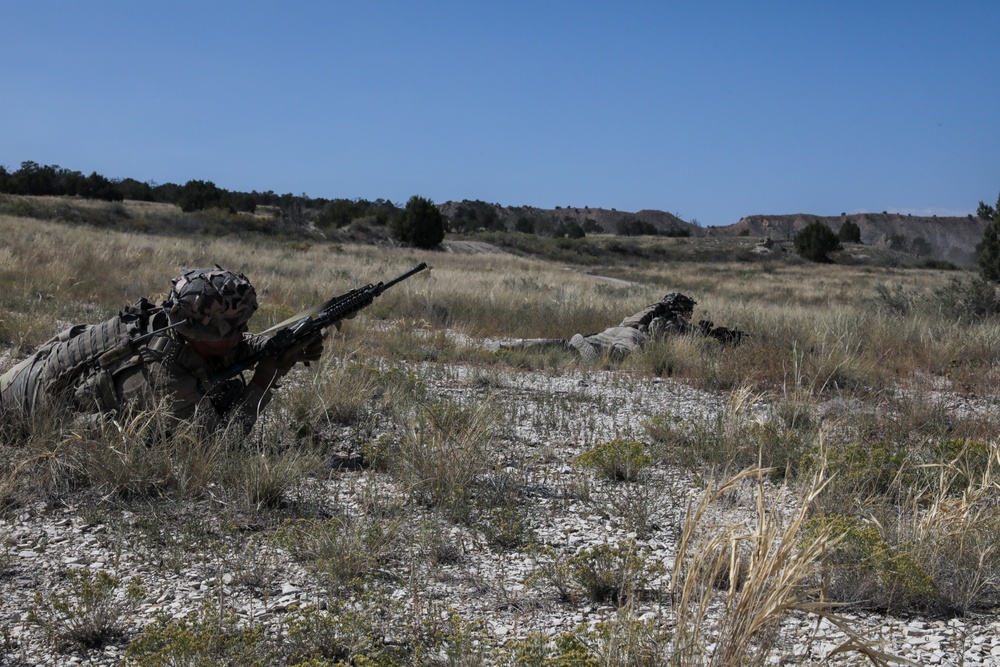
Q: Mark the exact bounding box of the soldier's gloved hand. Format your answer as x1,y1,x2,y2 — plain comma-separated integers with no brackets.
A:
292,334,325,366
251,334,325,388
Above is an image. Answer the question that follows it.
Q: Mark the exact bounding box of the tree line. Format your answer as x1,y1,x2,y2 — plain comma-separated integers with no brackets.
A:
0,161,373,217
0,161,446,248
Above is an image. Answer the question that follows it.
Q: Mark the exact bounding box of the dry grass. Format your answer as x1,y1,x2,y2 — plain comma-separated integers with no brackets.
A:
670,468,903,667
3,204,999,664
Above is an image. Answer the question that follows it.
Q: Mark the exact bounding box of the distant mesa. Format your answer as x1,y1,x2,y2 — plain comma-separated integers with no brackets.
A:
438,201,983,265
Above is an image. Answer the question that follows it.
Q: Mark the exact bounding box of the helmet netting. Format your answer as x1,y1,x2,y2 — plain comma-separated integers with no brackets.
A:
163,267,258,341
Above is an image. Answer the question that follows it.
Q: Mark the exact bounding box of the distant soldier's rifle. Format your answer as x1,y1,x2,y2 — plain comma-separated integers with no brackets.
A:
212,262,427,384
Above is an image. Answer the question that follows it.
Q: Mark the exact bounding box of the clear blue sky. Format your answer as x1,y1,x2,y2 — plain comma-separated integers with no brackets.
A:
2,1,998,226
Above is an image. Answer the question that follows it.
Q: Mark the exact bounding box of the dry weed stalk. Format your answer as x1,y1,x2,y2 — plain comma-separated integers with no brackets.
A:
670,467,910,666
899,440,1000,613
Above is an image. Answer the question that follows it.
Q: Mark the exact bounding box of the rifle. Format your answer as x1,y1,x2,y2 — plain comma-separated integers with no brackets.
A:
212,262,427,384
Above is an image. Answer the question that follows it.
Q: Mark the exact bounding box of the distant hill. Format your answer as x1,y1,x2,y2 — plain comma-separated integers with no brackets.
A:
709,213,984,265
438,201,985,265
438,200,701,237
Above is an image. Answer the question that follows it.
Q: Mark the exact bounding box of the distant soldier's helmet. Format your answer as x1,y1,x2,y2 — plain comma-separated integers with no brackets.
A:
162,266,258,341
660,292,697,314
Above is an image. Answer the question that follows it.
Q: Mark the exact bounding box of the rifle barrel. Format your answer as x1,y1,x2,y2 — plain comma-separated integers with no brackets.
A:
379,262,427,293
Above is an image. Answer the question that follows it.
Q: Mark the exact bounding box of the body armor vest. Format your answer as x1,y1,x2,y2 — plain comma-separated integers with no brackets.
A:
0,299,177,416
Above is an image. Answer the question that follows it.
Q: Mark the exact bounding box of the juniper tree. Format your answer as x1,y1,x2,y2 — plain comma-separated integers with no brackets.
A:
977,193,1000,282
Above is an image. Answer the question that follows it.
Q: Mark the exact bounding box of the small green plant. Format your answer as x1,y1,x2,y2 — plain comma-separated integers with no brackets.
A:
803,514,938,614
576,438,650,482
647,404,805,479
29,569,145,652
600,477,681,539
509,629,600,667
933,438,992,488
568,540,661,605
526,546,577,602
276,511,403,593
381,399,497,522
478,504,534,549
123,605,270,666
508,616,668,667
803,440,908,512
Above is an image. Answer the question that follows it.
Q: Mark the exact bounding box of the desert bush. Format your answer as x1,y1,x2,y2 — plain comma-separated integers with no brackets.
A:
670,469,889,666
127,596,486,667
794,221,841,262
802,439,908,513
871,282,916,316
123,605,271,666
567,541,662,605
576,438,651,481
803,514,938,614
508,618,668,667
645,388,807,478
526,541,661,606
927,273,1000,321
30,570,145,652
869,450,1000,615
599,474,684,539
525,546,576,602
472,467,535,549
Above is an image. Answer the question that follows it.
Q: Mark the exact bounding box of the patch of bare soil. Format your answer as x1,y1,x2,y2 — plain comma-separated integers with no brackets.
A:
439,239,513,255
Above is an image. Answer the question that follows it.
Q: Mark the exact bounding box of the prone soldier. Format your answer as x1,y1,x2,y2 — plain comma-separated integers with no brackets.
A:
0,267,322,434
494,292,746,362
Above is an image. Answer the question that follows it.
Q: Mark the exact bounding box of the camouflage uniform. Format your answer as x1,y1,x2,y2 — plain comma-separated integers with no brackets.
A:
497,292,744,362
568,293,699,362
0,267,295,434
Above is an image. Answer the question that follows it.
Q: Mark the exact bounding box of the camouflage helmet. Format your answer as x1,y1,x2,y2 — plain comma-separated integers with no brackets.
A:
162,266,258,341
660,292,697,314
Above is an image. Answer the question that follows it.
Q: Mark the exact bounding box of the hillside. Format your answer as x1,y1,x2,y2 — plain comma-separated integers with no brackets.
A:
439,201,984,265
438,200,701,237
0,193,985,267
711,212,985,265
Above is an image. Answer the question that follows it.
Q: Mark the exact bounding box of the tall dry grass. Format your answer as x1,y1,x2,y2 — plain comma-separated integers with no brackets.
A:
2,206,999,664
669,467,903,667
5,211,994,399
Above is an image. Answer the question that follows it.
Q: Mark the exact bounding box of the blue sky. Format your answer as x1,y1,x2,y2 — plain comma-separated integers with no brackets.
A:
2,1,997,226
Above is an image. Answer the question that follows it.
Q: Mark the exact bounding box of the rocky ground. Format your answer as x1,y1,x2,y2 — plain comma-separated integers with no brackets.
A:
1,360,999,666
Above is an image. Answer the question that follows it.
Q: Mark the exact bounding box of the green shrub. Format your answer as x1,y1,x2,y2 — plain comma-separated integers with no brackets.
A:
390,195,445,248
793,221,841,262
928,274,999,321
508,617,667,667
839,219,862,243
803,515,938,613
976,192,1000,282
576,438,650,481
124,606,271,666
567,541,661,604
646,411,805,479
871,282,915,316
380,400,496,522
275,513,403,592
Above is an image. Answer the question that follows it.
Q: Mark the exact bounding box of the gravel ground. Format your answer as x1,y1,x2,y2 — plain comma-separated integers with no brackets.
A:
1,361,998,666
